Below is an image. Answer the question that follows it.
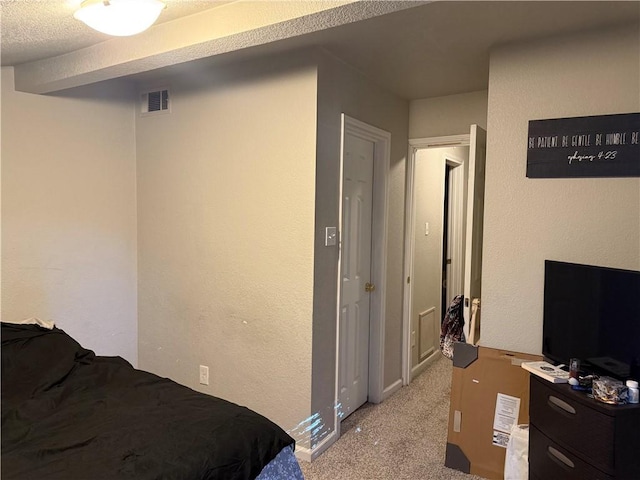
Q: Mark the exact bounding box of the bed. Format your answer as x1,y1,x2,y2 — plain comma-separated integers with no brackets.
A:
1,322,304,480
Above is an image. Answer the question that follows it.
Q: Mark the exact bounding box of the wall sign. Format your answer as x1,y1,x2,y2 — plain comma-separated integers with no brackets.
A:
526,113,639,178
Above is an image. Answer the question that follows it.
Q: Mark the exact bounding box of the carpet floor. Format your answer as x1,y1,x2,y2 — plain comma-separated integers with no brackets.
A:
299,353,487,480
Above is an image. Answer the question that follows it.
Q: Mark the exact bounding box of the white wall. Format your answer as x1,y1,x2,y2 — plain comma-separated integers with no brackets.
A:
1,67,138,363
409,90,488,139
482,25,640,355
136,55,318,447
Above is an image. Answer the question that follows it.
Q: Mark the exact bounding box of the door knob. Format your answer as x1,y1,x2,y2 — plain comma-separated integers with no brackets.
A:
365,282,376,292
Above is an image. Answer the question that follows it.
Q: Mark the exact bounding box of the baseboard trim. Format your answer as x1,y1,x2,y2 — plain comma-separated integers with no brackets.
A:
294,430,338,463
294,446,312,463
381,378,403,401
411,350,442,381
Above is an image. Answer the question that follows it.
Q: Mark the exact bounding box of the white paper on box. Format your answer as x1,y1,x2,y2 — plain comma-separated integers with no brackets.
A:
492,393,521,448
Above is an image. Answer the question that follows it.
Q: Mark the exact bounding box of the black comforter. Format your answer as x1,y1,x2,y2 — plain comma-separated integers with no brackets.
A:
1,323,294,480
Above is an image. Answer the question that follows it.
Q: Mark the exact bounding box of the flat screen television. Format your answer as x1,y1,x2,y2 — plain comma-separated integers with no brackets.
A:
543,260,640,380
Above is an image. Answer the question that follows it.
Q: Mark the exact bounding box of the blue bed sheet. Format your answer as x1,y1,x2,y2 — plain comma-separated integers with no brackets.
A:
256,445,304,479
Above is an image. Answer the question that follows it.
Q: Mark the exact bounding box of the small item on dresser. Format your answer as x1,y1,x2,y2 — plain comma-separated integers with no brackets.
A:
592,376,628,405
569,358,580,379
569,378,591,392
521,361,570,383
627,380,639,404
574,374,597,390
579,374,597,386
568,374,592,389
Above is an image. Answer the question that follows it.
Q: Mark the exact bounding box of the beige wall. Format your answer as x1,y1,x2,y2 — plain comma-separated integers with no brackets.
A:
0,67,138,363
313,50,409,447
2,48,406,453
409,90,488,139
135,49,408,453
412,148,445,368
482,25,640,355
135,55,318,447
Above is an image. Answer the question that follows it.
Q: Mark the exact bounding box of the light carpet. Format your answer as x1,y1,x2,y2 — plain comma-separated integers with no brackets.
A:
299,353,486,480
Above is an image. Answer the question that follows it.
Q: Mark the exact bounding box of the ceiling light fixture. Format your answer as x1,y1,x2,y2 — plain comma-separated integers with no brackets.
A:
74,0,166,37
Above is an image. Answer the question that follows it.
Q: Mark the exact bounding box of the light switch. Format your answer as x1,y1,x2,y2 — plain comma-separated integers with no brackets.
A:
325,227,337,246
425,222,430,236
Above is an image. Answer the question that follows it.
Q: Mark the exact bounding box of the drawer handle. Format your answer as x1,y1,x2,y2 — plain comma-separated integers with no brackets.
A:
548,395,576,415
547,445,575,469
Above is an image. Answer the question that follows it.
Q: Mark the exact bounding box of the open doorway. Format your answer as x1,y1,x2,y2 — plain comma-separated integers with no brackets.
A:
404,144,468,380
401,126,486,385
442,164,452,323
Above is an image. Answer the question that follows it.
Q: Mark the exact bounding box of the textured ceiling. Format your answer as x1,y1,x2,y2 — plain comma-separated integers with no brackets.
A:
1,1,639,100
313,1,640,100
0,0,231,66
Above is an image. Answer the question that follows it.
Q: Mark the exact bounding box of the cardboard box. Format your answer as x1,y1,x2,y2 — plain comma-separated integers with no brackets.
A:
445,344,542,480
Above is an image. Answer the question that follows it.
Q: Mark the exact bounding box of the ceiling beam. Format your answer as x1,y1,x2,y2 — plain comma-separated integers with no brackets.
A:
13,1,425,94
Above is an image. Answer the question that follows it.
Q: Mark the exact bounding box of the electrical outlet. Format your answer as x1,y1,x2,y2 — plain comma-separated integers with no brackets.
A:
199,365,209,385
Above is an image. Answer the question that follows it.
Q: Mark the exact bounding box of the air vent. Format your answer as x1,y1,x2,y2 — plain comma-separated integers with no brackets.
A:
140,88,170,115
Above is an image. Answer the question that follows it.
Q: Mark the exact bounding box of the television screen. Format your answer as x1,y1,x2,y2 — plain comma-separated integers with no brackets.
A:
543,260,640,380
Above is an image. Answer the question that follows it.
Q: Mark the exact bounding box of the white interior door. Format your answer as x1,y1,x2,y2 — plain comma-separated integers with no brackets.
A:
339,133,374,419
463,125,487,343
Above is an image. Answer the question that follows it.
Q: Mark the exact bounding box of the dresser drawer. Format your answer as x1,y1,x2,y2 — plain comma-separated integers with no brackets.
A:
529,472,544,480
530,376,615,471
529,425,614,480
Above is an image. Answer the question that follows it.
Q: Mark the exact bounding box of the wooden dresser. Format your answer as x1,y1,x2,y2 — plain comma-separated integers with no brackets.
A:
529,375,640,480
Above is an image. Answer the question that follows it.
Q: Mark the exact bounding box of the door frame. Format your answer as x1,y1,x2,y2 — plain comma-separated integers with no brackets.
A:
402,134,470,386
334,114,390,438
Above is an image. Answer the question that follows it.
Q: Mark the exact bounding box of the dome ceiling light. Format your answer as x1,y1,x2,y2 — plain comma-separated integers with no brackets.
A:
74,0,166,37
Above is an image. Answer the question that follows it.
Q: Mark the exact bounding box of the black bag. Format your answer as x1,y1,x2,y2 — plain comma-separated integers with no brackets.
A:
440,294,465,360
